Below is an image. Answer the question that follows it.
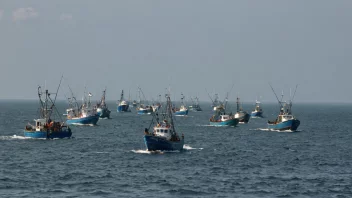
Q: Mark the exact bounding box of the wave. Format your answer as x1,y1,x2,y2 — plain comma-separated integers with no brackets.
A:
197,124,236,127
92,151,109,154
174,115,193,117
70,123,96,126
183,144,203,150
250,128,302,133
0,135,74,140
131,149,164,154
250,116,262,119
0,135,33,140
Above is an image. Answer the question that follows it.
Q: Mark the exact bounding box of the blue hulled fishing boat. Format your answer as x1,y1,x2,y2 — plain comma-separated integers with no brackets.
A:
96,89,111,119
173,93,188,116
234,97,250,123
267,85,300,131
117,90,130,112
143,93,184,151
24,85,72,139
66,91,99,126
251,100,263,118
189,97,202,112
209,105,239,126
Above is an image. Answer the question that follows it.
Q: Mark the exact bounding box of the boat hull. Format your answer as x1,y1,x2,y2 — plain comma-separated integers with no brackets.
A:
66,115,99,125
237,113,251,123
189,107,202,112
174,110,188,116
117,105,129,112
209,119,239,127
268,119,300,131
251,111,263,118
144,135,184,151
24,129,72,139
97,108,111,118
137,109,151,115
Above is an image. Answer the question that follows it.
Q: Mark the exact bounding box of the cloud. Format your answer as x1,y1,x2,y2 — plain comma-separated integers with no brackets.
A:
0,10,3,20
60,13,73,21
13,7,38,21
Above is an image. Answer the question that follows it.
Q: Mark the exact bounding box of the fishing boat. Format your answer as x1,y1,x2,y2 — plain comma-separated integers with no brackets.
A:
267,85,300,131
132,100,138,108
136,87,153,115
251,100,263,118
143,93,184,151
172,93,188,116
66,91,99,126
234,97,250,123
209,104,239,127
117,90,130,112
189,97,202,112
96,89,111,118
152,94,162,112
24,86,72,139
211,93,222,111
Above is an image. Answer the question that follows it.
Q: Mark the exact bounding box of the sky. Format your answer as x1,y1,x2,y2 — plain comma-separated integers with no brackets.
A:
0,0,351,103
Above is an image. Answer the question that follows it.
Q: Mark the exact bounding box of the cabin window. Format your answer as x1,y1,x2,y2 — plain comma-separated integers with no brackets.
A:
37,122,40,126
157,129,159,132
164,130,168,133
160,129,163,133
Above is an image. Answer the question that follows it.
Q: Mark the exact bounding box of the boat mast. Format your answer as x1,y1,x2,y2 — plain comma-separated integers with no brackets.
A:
48,75,63,118
236,97,240,112
205,89,215,106
269,84,284,113
138,87,142,105
288,85,298,114
38,86,44,118
180,93,185,106
101,89,106,107
190,97,195,106
120,90,124,102
166,93,176,134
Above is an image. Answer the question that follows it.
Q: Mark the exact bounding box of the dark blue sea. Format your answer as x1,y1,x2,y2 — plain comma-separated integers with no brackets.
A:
1,100,352,198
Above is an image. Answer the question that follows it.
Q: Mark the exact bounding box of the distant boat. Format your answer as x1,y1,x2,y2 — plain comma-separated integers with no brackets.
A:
117,90,130,112
206,92,226,111
189,97,202,112
172,93,188,116
250,100,263,118
143,93,184,151
234,97,250,123
24,85,72,139
209,104,239,127
211,93,222,111
66,90,99,126
152,94,162,112
132,100,138,108
96,89,111,118
136,87,152,115
267,85,300,131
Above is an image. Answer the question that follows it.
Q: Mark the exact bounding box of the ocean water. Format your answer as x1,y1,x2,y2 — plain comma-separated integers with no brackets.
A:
1,100,352,198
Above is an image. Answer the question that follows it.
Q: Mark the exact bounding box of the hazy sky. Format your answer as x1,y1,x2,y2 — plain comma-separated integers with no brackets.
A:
1,1,351,103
